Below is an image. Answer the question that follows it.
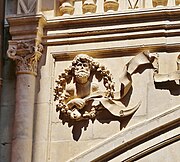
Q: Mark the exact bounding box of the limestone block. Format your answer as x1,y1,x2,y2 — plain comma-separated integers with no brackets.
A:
51,104,60,123
38,51,54,78
33,103,51,142
170,95,180,106
51,120,93,141
32,142,48,162
50,139,103,162
158,53,178,74
92,120,120,139
35,77,53,104
147,82,172,118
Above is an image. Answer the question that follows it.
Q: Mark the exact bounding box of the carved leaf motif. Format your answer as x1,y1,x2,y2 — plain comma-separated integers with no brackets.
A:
7,40,43,75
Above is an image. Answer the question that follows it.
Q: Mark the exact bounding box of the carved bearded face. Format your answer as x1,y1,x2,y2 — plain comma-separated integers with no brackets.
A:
74,61,91,84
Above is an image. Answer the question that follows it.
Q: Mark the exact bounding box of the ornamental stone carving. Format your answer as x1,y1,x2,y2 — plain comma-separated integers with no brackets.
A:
152,0,168,7
82,0,97,14
104,0,119,12
59,0,75,16
55,54,157,121
153,54,180,85
7,40,43,76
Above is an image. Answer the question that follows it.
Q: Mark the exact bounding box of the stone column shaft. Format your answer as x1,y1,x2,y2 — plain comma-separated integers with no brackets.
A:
11,74,35,162
7,40,43,162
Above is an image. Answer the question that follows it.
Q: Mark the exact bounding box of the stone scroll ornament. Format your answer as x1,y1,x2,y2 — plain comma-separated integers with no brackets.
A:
54,52,157,121
154,54,180,85
119,51,158,98
7,40,43,76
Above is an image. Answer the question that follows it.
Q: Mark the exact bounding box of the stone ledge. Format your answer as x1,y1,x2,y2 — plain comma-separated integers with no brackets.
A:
52,43,180,61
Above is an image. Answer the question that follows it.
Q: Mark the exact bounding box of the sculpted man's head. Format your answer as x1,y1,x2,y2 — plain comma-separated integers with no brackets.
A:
72,54,93,84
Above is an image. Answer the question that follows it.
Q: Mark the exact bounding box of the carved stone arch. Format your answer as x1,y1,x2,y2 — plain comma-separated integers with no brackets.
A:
68,105,180,162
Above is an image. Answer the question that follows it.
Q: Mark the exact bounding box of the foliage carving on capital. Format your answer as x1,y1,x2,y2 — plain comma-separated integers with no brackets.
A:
7,40,43,75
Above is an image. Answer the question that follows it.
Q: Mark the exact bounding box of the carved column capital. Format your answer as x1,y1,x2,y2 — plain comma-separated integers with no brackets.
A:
7,40,43,76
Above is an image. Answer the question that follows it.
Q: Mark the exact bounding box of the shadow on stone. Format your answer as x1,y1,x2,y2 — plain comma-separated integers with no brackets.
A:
155,81,180,96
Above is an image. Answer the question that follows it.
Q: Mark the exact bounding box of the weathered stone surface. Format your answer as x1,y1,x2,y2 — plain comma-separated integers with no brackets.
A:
1,2,180,162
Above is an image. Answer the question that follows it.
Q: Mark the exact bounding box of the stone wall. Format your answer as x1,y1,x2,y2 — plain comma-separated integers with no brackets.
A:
0,0,180,162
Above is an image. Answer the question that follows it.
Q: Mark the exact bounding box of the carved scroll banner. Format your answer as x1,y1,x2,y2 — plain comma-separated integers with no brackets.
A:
119,51,158,98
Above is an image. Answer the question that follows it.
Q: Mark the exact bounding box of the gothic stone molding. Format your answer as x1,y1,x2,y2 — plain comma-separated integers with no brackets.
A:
7,40,43,76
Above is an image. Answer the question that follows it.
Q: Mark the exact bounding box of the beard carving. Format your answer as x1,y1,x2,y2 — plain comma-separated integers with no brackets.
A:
74,62,91,84
75,69,90,84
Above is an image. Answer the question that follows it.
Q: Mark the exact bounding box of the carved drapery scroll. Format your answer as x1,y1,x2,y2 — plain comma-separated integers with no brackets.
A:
119,51,158,98
7,40,43,76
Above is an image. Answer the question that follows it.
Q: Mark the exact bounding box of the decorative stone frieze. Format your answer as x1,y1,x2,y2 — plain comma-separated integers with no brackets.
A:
7,40,43,76
152,0,168,7
82,0,97,14
104,0,119,12
59,0,75,16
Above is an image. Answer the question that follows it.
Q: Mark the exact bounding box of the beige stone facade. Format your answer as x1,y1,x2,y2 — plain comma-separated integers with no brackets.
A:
0,0,180,162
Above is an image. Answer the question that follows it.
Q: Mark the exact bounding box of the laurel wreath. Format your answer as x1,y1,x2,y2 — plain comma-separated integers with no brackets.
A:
54,58,115,114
